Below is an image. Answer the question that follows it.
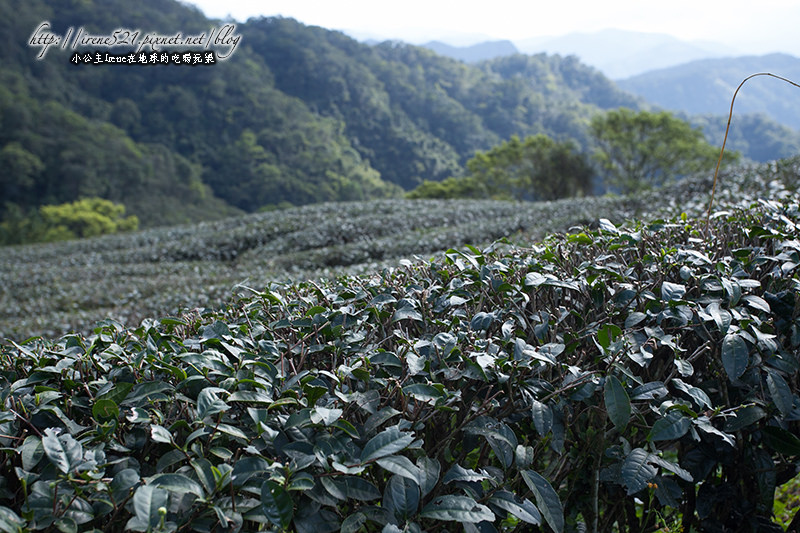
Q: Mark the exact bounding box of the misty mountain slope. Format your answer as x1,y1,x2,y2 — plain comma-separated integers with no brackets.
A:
618,53,800,130
515,29,738,79
421,40,519,63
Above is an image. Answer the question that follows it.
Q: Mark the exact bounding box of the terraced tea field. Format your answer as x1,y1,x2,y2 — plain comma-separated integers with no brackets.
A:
1,158,798,340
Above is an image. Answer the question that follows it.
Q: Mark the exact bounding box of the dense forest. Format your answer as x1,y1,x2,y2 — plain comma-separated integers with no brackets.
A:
1,0,798,237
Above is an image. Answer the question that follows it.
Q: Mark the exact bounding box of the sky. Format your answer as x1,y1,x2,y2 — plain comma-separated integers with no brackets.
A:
186,0,799,55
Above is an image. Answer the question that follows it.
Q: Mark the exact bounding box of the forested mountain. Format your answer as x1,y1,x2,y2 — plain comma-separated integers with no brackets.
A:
618,53,800,130
690,113,800,163
0,0,642,230
1,0,796,236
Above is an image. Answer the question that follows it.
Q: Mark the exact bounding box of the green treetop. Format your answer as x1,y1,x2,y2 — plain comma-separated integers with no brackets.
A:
590,108,739,193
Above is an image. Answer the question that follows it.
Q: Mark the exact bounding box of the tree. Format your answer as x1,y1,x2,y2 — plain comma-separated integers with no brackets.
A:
408,134,594,201
38,197,139,242
590,108,739,193
0,142,44,206
466,134,594,201
406,175,488,199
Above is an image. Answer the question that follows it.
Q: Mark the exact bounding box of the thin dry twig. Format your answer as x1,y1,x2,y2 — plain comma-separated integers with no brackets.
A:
706,72,800,228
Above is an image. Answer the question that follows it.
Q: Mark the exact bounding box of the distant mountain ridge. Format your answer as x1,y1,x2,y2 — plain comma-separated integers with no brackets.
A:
356,29,741,79
420,40,518,63
617,53,800,130
515,29,739,79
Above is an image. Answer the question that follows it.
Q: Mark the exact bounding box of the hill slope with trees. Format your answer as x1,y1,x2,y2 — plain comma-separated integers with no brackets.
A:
618,53,800,130
0,0,642,237
1,0,798,243
1,156,800,531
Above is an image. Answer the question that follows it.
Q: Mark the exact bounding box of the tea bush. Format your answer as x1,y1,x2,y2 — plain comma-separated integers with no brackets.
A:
3,156,799,341
1,195,799,531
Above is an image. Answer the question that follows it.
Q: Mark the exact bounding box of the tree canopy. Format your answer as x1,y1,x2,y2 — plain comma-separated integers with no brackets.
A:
590,108,739,193
409,134,594,201
0,197,139,244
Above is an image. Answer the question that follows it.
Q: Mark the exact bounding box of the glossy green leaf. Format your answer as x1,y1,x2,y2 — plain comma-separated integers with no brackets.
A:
763,426,800,455
197,387,230,419
443,464,490,484
489,490,541,525
361,426,415,463
530,400,553,435
470,311,495,331
723,405,766,432
521,470,564,533
310,407,343,426
671,378,712,410
228,390,273,404
465,417,518,469
214,423,249,441
624,311,647,329
0,506,24,533
721,333,749,380
376,455,420,482
19,436,43,472
597,324,622,350
743,294,771,313
765,368,794,418
604,375,631,431
383,475,420,520
92,398,119,422
288,471,315,491
191,458,217,495
420,495,494,523
416,457,441,498
111,469,140,503
130,485,168,531
706,302,732,334
630,381,668,401
261,480,294,530
402,383,443,403
515,444,535,469
392,306,423,323
621,448,658,495
150,424,173,444
42,428,82,474
121,381,173,406
149,473,205,498
648,454,693,482
649,411,691,442
661,281,686,301
332,419,359,438
343,476,381,501
340,512,367,533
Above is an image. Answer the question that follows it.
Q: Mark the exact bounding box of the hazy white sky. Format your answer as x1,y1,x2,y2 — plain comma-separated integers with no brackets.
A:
187,0,798,54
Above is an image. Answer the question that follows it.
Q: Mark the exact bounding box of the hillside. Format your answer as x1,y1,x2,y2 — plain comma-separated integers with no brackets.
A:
1,157,800,531
691,113,800,163
0,0,639,230
618,53,800,130
3,156,798,341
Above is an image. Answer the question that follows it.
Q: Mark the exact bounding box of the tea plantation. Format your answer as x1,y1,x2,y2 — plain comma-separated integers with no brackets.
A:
0,158,800,531
2,159,797,342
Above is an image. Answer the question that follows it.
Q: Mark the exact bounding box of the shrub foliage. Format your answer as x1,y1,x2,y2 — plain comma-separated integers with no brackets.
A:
1,197,800,531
